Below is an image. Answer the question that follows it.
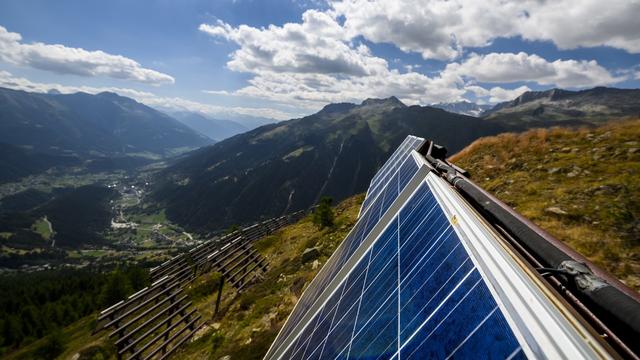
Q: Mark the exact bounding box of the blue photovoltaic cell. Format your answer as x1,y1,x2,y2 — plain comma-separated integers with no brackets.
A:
364,136,424,209
361,150,420,214
368,136,416,189
366,137,421,196
267,181,525,360
268,152,422,354
396,185,522,359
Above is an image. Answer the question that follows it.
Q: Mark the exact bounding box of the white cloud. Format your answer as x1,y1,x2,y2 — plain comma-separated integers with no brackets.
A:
199,3,629,111
145,96,296,120
519,0,640,53
0,70,156,98
465,84,531,103
199,12,469,108
203,89,231,95
199,11,385,77
331,0,640,60
487,85,531,103
0,70,294,120
0,26,174,85
333,0,522,60
444,52,621,88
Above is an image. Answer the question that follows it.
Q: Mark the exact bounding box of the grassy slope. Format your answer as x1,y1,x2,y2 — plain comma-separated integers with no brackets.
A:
174,194,363,359
7,120,638,359
450,119,640,290
3,195,363,360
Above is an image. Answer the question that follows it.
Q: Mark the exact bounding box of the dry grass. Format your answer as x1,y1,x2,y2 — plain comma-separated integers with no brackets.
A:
173,194,364,360
450,119,640,290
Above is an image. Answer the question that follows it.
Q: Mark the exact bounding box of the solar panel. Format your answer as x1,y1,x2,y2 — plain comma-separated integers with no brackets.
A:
269,149,429,351
265,136,614,360
362,136,425,214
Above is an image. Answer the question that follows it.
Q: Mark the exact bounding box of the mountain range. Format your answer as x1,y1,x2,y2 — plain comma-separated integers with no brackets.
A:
432,100,493,116
0,88,210,157
0,87,212,182
152,87,640,231
151,96,508,230
2,85,639,231
170,111,251,142
483,87,640,127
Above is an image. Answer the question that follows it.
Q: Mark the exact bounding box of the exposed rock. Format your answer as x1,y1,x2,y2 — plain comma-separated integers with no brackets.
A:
212,322,221,330
545,207,568,216
548,167,561,174
191,324,212,341
262,311,278,329
567,167,581,177
301,247,321,263
219,355,231,360
311,259,321,270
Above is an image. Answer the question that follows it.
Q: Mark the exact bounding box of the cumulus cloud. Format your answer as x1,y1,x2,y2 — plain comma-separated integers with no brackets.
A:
199,12,469,108
332,0,640,60
333,0,523,60
487,85,531,103
199,11,385,77
0,70,294,120
444,52,621,88
198,0,634,111
0,26,174,85
203,89,231,95
465,84,531,103
519,0,640,53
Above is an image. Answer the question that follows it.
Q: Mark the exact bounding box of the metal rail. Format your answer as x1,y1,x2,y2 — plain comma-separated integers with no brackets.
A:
420,140,640,359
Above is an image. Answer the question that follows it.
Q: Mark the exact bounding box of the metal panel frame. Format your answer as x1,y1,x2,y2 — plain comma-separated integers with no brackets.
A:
264,153,431,360
426,172,612,359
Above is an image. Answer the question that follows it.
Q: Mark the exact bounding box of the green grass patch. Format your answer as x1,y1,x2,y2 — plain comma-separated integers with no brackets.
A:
31,217,52,240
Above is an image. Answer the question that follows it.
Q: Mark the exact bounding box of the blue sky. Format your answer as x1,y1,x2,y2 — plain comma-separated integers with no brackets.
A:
0,0,638,121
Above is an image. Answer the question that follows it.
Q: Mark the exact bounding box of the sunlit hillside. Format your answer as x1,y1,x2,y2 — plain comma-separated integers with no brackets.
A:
450,119,640,290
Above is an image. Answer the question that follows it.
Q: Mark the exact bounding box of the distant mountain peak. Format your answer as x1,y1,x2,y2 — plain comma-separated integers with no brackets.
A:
482,86,640,125
96,91,119,97
0,87,210,159
319,102,358,114
431,101,492,117
361,96,406,108
511,88,558,105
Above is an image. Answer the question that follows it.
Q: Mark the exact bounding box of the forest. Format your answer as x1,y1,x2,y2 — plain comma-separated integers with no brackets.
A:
0,266,149,357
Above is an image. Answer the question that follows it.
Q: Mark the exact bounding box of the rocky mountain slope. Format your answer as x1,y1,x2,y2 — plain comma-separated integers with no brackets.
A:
432,100,492,116
483,87,640,128
450,119,640,289
152,97,507,231
0,87,211,159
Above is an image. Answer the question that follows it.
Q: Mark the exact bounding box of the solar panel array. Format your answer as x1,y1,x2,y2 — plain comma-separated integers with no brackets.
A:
96,210,308,359
265,135,612,360
149,210,307,285
96,275,203,360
